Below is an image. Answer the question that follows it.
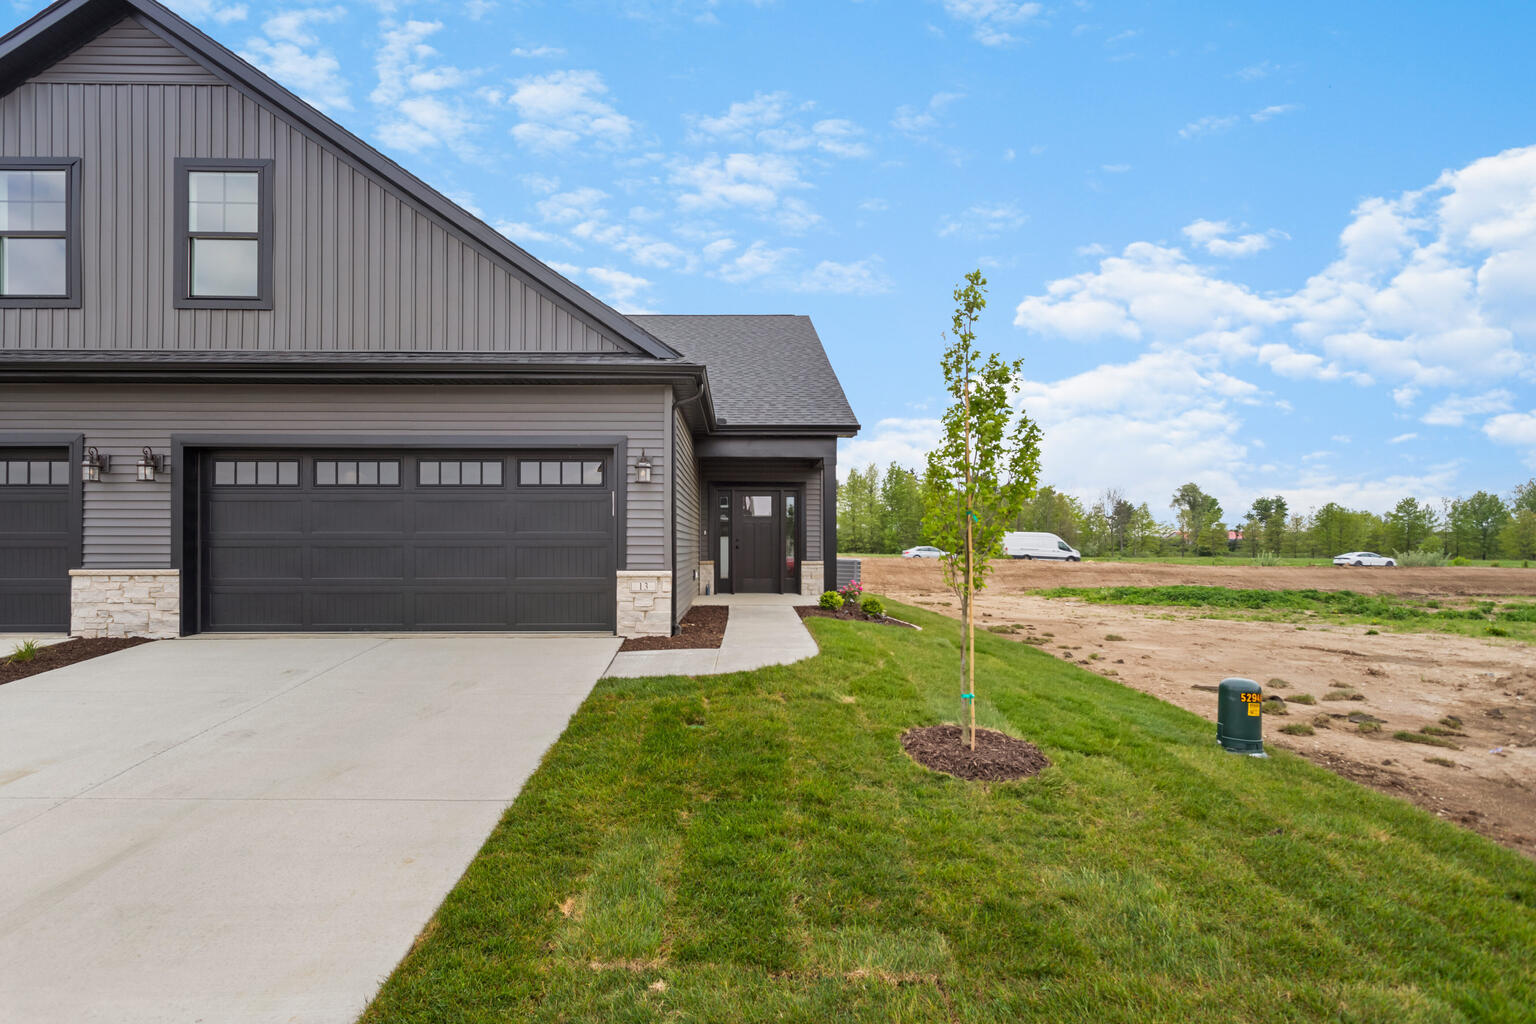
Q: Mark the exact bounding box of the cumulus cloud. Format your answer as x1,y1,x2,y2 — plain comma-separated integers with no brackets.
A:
670,152,816,230
1421,389,1514,427
548,262,653,310
940,0,1043,47
370,20,479,155
1182,218,1283,257
240,7,351,112
502,69,634,151
166,0,248,24
937,201,1027,239
688,93,870,158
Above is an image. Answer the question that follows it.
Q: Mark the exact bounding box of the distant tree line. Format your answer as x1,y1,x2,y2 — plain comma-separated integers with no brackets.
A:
838,464,1536,561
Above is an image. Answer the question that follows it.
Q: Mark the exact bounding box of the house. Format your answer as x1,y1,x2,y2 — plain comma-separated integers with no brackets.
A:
0,0,858,639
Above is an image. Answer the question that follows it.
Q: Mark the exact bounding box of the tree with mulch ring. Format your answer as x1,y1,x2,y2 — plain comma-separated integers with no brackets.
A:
901,723,1050,782
0,637,154,686
618,605,728,651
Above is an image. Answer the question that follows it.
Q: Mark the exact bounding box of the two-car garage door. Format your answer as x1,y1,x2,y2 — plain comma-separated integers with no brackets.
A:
198,449,616,632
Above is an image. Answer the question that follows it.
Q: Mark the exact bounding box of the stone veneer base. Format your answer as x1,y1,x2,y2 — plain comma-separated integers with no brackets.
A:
616,570,673,638
70,569,181,639
800,561,825,597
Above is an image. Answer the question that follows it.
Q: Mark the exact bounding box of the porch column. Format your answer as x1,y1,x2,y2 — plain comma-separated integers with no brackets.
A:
822,449,837,594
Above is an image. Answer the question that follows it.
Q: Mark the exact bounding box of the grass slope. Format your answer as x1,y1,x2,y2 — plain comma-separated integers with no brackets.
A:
364,602,1536,1023
1034,586,1536,642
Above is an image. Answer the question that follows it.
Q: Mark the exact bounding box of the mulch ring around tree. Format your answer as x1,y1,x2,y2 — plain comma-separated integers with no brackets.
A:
619,604,729,651
0,636,155,686
901,724,1051,782
795,605,919,629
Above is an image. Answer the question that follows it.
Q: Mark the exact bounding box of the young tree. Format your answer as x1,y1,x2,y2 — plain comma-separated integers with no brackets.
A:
1170,483,1222,555
1450,491,1511,559
836,463,881,553
922,271,1043,750
1386,497,1436,553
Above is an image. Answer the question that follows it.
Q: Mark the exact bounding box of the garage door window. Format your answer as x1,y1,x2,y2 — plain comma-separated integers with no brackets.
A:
519,459,605,486
213,459,299,486
420,460,503,486
2,459,69,485
316,459,400,486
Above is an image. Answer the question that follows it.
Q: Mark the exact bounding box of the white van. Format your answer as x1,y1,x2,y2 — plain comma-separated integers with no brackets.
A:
1003,532,1081,561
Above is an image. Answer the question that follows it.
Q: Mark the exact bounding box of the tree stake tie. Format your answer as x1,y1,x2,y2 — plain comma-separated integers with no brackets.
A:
962,693,975,700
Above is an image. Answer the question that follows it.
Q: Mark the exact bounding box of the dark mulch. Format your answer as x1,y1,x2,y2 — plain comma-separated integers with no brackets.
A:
619,604,729,651
900,724,1051,782
795,605,918,629
0,636,155,686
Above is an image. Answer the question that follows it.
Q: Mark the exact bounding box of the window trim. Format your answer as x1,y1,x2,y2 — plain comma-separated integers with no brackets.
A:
173,157,275,310
0,157,82,309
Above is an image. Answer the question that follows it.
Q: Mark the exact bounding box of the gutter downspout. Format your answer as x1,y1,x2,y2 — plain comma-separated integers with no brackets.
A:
671,388,709,636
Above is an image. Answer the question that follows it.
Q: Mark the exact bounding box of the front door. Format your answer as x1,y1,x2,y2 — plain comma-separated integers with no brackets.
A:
735,491,780,593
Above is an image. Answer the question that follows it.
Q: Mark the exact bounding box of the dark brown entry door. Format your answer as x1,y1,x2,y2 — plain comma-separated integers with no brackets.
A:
734,491,780,593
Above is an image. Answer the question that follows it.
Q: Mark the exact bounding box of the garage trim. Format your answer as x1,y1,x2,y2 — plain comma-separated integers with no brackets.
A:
171,433,628,636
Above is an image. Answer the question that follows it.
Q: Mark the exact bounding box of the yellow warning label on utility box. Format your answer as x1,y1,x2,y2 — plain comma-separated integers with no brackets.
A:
1247,704,1261,717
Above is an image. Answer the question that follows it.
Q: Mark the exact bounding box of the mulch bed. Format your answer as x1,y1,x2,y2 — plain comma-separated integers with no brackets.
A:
619,604,729,651
795,605,919,629
900,724,1051,782
0,636,154,686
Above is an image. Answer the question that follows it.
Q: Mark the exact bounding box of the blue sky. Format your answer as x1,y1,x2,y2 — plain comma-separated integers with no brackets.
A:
30,0,1536,518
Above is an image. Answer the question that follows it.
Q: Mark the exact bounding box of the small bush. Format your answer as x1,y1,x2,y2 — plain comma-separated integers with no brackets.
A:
1393,730,1459,750
1261,696,1288,715
1394,549,1447,567
1288,693,1316,705
1104,634,1125,641
859,595,886,618
1357,721,1382,734
1486,626,1511,638
1365,628,1380,635
1424,757,1456,768
1490,562,1501,568
1280,723,1314,736
819,591,844,611
837,579,864,604
1450,556,1472,567
1267,677,1289,689
1322,689,1359,702
7,639,39,663
1255,550,1282,566
1440,715,1463,729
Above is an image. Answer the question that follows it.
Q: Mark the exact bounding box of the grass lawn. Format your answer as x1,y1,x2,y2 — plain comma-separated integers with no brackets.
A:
363,601,1536,1023
1032,586,1536,644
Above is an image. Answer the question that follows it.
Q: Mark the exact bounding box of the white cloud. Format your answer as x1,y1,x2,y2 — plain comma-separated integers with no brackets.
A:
1485,411,1536,453
715,240,795,284
371,20,478,155
1015,144,1536,397
1101,163,1132,174
1182,218,1280,257
165,0,248,24
239,7,350,112
512,45,566,57
504,69,634,151
1251,103,1299,123
795,259,892,295
1421,389,1514,427
495,220,574,249
937,201,1028,239
465,0,496,20
891,91,963,137
839,417,942,475
547,262,653,310
1180,104,1298,138
670,152,812,229
1389,433,1418,444
940,0,1043,47
533,187,692,269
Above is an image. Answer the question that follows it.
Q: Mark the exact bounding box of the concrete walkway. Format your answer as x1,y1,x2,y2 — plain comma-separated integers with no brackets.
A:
604,593,819,678
0,634,618,1024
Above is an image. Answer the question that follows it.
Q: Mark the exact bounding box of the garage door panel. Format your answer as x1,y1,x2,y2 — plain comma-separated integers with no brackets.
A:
1,447,73,633
200,450,614,632
207,498,305,535
311,500,405,534
207,545,304,582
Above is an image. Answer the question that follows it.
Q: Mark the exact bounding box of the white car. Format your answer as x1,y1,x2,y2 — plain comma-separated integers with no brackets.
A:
1333,551,1397,567
901,545,947,559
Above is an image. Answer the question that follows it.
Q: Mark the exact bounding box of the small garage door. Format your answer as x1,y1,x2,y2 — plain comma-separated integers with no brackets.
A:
0,448,73,632
199,450,616,632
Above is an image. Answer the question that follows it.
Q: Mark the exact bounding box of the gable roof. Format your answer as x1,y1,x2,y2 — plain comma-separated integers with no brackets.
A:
632,315,859,434
0,0,681,362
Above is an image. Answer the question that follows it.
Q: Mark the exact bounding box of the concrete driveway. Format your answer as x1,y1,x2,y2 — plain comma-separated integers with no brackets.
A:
0,635,619,1024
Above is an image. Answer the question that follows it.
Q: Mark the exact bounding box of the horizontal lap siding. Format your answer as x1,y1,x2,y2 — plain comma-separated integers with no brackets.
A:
0,17,627,356
673,410,699,615
0,384,668,570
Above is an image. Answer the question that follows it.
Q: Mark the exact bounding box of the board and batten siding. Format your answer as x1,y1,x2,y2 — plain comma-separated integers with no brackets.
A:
0,15,631,356
0,384,670,570
673,407,700,616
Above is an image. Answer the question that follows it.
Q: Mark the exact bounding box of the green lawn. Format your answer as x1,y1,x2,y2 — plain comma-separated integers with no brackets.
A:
363,602,1536,1023
1032,586,1536,644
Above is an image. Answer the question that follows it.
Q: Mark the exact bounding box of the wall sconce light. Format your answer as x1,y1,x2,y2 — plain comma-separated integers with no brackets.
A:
81,446,109,482
136,446,166,482
635,450,653,484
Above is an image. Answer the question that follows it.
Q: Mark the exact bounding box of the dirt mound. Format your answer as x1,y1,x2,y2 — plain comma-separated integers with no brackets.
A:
863,558,1536,599
901,724,1050,781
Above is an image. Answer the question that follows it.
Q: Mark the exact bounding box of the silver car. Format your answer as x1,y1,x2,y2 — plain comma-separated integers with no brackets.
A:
901,545,947,559
1333,551,1396,567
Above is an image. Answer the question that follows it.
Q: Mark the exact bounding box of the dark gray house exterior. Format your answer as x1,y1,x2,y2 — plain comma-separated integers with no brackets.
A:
0,0,857,638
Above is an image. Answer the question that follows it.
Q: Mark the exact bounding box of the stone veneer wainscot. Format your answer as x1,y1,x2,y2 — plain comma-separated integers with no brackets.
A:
616,570,672,637
800,561,824,597
70,569,181,639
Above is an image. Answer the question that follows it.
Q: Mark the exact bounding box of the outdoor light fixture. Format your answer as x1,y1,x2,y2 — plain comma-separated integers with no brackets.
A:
81,446,109,482
136,446,165,482
635,450,653,484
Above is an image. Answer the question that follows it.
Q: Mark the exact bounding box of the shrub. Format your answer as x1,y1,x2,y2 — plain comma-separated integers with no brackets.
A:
1486,626,1511,637
1280,723,1314,736
1450,556,1472,567
1255,550,1283,566
1393,730,1459,749
859,595,886,618
8,639,39,663
1394,549,1447,567
837,579,864,603
1491,562,1502,568
1357,721,1382,734
1288,693,1317,705
819,591,844,611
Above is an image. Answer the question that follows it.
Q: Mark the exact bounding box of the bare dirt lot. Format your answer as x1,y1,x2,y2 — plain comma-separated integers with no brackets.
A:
865,559,1536,858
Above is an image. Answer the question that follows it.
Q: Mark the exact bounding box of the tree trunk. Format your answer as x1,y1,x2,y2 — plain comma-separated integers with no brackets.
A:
962,350,975,751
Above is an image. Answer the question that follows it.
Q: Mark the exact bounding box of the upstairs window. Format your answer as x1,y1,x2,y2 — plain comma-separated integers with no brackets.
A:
0,160,79,308
174,159,273,309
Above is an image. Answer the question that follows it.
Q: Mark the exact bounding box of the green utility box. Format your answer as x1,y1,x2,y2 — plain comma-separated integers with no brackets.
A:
1217,677,1266,756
